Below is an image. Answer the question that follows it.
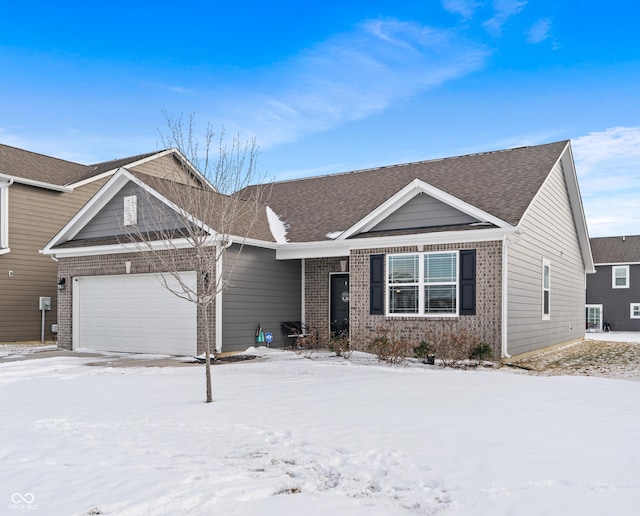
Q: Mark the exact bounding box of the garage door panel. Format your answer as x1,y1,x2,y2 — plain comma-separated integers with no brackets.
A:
75,272,197,355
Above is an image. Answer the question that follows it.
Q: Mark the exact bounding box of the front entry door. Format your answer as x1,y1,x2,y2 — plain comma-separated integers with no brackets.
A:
330,273,349,336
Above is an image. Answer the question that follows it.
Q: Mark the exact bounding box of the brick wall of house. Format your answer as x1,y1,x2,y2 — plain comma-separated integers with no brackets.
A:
57,248,214,354
304,241,503,358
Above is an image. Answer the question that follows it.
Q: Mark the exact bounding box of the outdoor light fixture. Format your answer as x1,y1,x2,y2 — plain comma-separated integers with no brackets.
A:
341,280,349,303
57,278,66,290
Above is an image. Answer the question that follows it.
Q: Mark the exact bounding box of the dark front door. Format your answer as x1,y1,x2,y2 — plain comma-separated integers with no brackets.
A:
330,273,349,336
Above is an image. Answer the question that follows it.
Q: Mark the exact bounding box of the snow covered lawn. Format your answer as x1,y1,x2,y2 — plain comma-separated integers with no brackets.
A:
2,348,639,515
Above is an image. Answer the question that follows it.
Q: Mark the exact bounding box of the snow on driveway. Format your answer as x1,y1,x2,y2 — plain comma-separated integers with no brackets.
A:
1,348,639,515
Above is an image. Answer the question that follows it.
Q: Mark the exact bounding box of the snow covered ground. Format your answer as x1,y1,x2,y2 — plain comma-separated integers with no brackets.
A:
1,347,639,515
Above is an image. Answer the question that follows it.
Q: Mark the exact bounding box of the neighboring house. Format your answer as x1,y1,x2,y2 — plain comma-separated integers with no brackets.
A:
0,143,207,342
43,140,594,358
586,235,640,331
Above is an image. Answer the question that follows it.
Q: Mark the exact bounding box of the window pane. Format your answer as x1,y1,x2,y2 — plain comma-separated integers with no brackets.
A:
615,268,627,286
543,265,550,289
543,291,550,315
425,253,456,283
389,255,418,283
390,286,418,313
425,285,456,314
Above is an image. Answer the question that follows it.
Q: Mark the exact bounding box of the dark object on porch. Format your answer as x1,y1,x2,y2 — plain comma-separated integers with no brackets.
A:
281,321,309,349
604,321,612,332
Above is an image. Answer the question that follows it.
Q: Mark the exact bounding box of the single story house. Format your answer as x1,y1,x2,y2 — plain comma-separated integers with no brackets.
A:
586,235,640,331
43,140,594,358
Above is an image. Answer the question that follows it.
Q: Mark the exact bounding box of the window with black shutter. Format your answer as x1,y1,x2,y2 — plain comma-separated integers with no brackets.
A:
370,254,384,314
459,249,476,316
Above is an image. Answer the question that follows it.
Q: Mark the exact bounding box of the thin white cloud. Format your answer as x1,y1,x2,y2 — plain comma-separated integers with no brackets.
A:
572,127,640,237
215,19,490,149
483,0,527,36
442,0,481,19
168,86,193,95
527,18,552,44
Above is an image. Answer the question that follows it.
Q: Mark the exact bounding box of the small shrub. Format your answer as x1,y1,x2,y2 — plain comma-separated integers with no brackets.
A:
367,325,412,365
433,323,481,368
469,342,493,365
413,340,436,364
329,330,350,358
296,329,320,359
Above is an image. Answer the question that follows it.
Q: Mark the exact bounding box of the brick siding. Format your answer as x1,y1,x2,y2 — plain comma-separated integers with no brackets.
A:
305,241,503,358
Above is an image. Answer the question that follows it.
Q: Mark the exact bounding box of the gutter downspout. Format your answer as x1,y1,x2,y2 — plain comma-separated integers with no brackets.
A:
501,230,524,359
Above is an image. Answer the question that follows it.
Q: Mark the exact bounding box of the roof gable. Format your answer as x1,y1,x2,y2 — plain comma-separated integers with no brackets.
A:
338,178,510,240
43,169,275,255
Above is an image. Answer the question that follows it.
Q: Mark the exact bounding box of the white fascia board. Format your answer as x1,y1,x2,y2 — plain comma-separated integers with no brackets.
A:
43,237,199,258
595,261,640,267
0,173,73,192
337,178,511,241
276,226,516,260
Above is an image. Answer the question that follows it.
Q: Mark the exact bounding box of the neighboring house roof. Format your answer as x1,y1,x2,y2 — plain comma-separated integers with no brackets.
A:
0,143,88,189
590,235,640,264
0,143,176,189
241,140,569,243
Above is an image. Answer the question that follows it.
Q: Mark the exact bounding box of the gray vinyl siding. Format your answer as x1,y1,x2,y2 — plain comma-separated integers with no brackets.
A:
586,264,640,331
370,193,478,232
506,161,586,355
75,182,186,239
222,245,301,351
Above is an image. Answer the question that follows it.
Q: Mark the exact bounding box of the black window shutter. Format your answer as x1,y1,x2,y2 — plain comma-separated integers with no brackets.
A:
459,249,476,316
370,254,385,315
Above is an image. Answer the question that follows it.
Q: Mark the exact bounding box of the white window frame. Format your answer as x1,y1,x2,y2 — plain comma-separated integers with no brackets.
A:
542,258,551,320
0,182,10,250
630,303,640,319
612,265,630,289
386,250,459,317
123,195,138,226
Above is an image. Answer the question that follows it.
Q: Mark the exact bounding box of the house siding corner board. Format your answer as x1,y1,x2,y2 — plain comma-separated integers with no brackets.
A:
507,162,586,356
57,247,213,354
222,245,301,351
304,241,503,357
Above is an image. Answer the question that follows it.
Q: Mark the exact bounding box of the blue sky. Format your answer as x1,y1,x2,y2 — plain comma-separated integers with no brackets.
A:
1,0,639,237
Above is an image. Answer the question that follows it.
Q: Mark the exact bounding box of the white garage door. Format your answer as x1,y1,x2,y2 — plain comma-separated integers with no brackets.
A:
74,272,197,355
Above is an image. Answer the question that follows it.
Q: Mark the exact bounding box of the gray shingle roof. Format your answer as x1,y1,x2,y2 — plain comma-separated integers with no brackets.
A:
590,235,640,264
0,143,165,187
129,171,275,243
0,143,88,185
243,140,569,242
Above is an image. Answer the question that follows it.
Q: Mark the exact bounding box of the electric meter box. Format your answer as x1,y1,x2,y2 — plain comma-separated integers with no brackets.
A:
39,296,51,311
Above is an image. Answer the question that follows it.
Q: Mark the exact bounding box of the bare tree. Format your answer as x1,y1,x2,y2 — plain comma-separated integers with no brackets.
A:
121,113,270,402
